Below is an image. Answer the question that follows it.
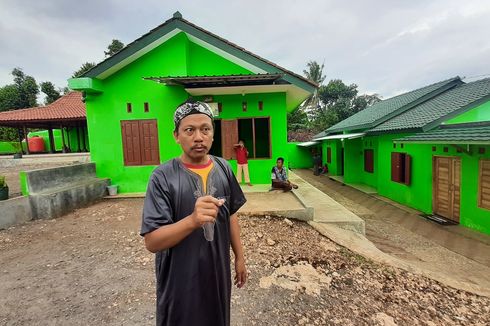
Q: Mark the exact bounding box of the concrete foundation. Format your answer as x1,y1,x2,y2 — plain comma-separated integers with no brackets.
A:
0,196,33,229
23,163,109,220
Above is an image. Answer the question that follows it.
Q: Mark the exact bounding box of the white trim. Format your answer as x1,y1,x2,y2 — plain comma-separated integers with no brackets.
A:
296,141,318,147
315,133,365,141
97,29,182,79
185,84,309,111
186,84,290,95
97,28,267,79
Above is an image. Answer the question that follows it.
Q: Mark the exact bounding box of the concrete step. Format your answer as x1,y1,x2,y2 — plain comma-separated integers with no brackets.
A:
289,171,365,234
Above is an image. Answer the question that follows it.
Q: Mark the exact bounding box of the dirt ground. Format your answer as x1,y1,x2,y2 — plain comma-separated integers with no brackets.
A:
0,199,489,325
293,169,490,291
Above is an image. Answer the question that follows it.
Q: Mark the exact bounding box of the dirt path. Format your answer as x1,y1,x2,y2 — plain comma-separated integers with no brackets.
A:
0,199,489,325
293,170,490,289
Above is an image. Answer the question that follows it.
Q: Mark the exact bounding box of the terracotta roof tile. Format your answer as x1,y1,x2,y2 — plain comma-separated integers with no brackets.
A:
0,91,85,123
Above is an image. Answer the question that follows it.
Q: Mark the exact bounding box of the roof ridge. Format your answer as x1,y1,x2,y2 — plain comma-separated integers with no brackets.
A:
369,77,490,133
325,76,462,133
79,14,317,88
372,76,461,107
177,16,318,88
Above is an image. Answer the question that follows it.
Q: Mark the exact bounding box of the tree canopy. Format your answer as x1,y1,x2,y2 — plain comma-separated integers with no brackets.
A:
72,39,125,78
40,81,61,105
72,62,96,78
0,68,39,112
288,60,381,137
104,39,124,57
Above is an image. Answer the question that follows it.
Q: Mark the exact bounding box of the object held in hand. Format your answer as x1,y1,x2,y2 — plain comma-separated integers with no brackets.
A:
203,221,215,241
202,197,226,241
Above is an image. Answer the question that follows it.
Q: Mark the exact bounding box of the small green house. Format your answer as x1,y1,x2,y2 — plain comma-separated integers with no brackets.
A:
68,12,315,193
313,77,490,235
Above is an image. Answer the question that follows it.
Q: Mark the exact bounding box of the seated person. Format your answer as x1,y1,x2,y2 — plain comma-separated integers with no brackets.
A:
271,157,298,191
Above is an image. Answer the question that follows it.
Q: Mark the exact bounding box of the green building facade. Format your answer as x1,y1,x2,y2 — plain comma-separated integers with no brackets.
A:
69,13,314,193
312,77,490,235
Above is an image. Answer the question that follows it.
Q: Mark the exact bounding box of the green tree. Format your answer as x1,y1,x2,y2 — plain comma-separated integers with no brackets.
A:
12,68,39,108
0,68,39,141
104,39,124,57
0,85,20,112
40,81,61,104
72,39,124,78
301,60,326,114
0,127,18,142
72,62,96,78
288,60,326,135
309,79,381,132
287,107,309,131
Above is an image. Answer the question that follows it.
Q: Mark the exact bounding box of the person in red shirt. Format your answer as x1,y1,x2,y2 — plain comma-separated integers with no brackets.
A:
233,140,252,186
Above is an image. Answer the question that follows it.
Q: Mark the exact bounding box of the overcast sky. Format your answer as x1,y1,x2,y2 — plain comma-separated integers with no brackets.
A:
1,0,489,100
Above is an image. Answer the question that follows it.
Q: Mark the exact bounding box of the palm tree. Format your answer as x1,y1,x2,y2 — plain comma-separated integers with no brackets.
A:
301,60,326,117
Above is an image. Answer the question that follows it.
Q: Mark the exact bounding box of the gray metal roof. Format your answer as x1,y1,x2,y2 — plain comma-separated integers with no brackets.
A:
371,78,490,133
144,73,285,88
325,77,462,133
395,124,490,144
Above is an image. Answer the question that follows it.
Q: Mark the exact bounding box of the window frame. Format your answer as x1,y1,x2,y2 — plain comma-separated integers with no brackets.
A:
236,116,272,160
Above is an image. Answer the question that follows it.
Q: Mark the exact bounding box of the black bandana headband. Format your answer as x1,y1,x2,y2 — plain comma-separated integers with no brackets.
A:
174,100,214,129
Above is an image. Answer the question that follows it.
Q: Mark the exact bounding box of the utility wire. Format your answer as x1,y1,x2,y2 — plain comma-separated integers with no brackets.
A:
461,73,490,80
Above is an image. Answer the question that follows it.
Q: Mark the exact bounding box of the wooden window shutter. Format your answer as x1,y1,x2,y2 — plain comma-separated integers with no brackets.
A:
121,121,142,166
391,152,402,182
139,120,160,165
364,149,374,173
221,119,238,160
327,147,332,164
478,159,490,209
404,154,412,186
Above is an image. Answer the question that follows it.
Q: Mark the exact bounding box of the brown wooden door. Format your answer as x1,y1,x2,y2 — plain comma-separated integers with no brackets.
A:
139,120,160,165
221,119,238,160
121,120,160,166
433,156,461,222
121,121,142,166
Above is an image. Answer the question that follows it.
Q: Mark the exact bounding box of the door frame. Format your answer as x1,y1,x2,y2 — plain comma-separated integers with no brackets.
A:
432,155,461,222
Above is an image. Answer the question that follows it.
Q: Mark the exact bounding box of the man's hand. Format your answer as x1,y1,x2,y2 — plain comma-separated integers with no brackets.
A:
190,196,224,228
234,257,247,288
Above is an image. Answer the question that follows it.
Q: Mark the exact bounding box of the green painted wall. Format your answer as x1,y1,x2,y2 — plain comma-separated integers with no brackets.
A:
444,101,490,125
376,133,429,212
187,42,251,76
343,138,363,184
287,143,314,169
321,140,343,176
340,136,379,188
375,133,490,235
84,33,191,193
0,142,21,154
79,32,289,193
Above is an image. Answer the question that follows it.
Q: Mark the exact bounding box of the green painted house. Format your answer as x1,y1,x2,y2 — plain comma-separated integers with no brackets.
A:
68,12,315,193
313,77,490,235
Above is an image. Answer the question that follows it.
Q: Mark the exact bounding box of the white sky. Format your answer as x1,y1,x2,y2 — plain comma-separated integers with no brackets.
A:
1,0,489,99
